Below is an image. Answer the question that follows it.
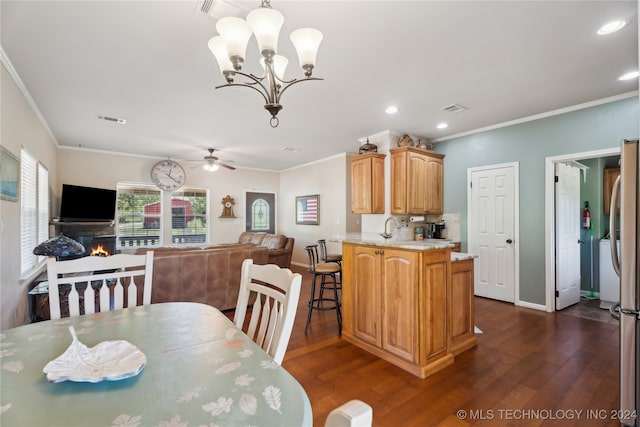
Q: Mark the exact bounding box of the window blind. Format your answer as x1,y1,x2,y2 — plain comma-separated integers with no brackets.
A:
20,150,37,274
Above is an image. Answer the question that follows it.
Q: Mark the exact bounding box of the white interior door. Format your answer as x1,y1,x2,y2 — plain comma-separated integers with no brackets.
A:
468,164,516,302
555,162,581,310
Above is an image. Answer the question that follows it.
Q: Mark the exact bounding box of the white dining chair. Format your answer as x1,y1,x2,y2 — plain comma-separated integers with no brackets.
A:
234,259,302,365
325,400,373,427
46,251,154,320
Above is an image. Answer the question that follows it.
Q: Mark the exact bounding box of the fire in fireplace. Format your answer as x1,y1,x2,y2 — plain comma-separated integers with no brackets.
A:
90,244,110,257
74,235,117,259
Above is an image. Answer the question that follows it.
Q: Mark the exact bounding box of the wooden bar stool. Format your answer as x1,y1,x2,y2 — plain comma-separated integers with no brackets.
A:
304,245,342,335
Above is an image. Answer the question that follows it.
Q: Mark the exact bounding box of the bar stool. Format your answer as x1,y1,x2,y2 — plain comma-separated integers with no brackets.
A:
304,245,342,335
318,239,342,265
318,239,342,288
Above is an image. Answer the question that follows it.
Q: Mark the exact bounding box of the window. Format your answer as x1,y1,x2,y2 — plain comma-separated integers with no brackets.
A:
251,198,269,230
246,192,275,233
171,187,208,244
20,149,49,274
116,184,209,247
117,184,161,248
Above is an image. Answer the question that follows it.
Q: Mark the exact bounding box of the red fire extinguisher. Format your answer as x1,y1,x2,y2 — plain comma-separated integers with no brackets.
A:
582,201,591,230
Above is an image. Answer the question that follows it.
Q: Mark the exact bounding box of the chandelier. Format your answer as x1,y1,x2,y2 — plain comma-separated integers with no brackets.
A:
208,0,323,127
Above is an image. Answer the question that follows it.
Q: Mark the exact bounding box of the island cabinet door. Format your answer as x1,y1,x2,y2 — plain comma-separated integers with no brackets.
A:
380,249,419,362
419,250,450,364
351,246,381,346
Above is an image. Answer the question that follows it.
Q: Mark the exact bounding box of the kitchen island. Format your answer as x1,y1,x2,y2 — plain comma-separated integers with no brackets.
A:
336,234,477,378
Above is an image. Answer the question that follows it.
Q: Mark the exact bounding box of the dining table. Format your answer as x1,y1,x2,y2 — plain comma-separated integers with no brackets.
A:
0,302,312,426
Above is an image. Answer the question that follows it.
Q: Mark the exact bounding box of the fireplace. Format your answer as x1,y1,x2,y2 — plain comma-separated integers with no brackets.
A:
65,235,117,259
49,221,117,260
75,235,117,258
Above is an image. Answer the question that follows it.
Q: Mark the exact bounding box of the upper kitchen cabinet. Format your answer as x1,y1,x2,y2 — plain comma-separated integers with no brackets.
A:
351,153,386,214
390,147,444,215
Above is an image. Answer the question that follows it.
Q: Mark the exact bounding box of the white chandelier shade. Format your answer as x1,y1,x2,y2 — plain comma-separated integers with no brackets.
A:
207,36,234,74
246,7,284,55
290,28,323,71
215,17,252,69
260,55,288,81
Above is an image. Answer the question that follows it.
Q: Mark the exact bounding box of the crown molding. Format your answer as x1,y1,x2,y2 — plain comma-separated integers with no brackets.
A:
0,46,60,147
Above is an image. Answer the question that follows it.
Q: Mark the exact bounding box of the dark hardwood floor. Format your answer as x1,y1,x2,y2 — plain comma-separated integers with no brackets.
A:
249,265,621,426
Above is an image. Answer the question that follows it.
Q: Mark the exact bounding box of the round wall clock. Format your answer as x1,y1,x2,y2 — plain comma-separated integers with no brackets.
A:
151,160,186,191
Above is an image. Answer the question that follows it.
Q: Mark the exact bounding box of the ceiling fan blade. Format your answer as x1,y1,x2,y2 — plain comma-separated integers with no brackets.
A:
219,162,236,170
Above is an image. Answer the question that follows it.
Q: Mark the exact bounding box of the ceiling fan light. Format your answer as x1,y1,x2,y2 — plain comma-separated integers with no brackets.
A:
208,36,234,74
216,17,253,69
247,7,284,55
261,54,288,80
204,163,219,172
290,28,322,71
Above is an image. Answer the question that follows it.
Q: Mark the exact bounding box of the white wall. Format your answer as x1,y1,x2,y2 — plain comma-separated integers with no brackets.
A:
56,149,281,245
279,153,358,266
1,62,59,329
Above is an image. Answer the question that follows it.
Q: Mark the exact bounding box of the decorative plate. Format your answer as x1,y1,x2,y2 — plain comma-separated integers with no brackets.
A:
43,326,146,383
397,134,414,147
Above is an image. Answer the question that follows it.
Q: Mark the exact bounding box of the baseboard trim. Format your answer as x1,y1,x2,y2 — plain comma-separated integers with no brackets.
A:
516,300,547,312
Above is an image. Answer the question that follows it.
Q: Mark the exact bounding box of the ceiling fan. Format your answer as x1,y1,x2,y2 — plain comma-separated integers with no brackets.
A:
191,148,236,171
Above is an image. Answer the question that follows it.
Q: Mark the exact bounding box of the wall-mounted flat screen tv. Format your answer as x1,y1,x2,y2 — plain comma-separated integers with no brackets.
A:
59,184,117,222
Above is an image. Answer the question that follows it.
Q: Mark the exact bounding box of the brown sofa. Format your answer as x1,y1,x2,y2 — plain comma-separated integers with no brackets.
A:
238,232,294,268
135,243,268,310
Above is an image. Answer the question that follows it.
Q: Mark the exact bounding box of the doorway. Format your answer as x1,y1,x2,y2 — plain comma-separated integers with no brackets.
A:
467,162,519,303
544,147,621,312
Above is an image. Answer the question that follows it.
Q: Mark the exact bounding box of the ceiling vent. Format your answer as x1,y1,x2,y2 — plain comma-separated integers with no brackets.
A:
197,0,248,19
97,115,126,125
441,104,468,114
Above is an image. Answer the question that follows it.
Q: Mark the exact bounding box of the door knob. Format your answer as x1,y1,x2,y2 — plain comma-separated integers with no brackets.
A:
506,239,513,244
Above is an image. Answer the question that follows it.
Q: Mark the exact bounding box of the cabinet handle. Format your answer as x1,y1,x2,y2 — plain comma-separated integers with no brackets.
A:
380,250,384,255
374,250,379,255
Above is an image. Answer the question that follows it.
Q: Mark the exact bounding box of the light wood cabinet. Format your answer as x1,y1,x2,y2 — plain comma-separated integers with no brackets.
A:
604,167,620,215
390,147,444,215
450,258,477,355
342,243,457,378
350,153,386,214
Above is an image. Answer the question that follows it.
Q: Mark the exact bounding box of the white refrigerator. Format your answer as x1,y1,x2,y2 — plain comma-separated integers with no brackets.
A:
610,138,639,427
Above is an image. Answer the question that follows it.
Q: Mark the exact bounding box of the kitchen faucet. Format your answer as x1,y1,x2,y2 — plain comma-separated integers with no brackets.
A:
380,217,397,239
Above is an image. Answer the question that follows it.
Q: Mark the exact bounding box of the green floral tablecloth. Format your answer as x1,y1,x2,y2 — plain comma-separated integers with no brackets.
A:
0,302,312,426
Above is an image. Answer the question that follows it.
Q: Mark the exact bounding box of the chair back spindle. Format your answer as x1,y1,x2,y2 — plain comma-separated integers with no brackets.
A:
234,259,302,364
46,252,154,320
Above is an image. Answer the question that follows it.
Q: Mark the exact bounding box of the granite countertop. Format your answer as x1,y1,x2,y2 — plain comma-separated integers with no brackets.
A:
451,252,478,262
332,233,455,250
332,233,477,261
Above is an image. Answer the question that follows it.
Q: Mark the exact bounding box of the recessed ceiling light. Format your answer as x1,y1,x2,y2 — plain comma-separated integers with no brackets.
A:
385,106,398,114
436,123,448,129
619,71,639,81
597,20,626,35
